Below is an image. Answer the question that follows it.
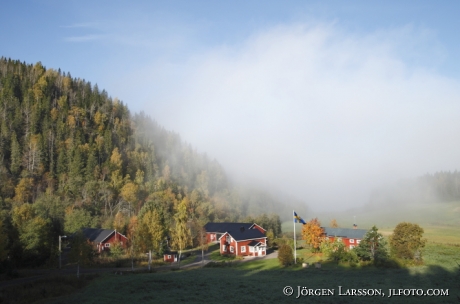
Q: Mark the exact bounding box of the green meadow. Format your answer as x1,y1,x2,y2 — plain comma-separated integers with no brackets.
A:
2,239,455,304
41,245,459,304
2,203,460,304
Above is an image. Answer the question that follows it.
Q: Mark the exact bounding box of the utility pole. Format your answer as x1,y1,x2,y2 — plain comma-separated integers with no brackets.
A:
59,235,67,269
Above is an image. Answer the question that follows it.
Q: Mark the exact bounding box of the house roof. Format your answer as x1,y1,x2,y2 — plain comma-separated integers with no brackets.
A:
204,222,254,233
248,240,261,247
322,227,367,239
81,228,126,243
222,229,266,242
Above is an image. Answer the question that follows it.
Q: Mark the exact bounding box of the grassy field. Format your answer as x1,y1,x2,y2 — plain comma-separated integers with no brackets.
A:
43,248,459,304
2,206,459,304
33,237,460,304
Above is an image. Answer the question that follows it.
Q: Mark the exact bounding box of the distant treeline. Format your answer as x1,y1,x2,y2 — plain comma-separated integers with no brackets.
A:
418,171,460,202
368,171,460,206
0,57,290,267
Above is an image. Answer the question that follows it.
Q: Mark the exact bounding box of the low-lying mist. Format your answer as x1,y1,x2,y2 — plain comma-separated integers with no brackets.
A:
136,23,460,215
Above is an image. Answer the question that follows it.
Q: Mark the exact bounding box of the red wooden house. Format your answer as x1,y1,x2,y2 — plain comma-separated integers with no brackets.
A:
82,228,128,253
214,224,267,257
204,222,263,244
164,251,178,263
322,227,367,249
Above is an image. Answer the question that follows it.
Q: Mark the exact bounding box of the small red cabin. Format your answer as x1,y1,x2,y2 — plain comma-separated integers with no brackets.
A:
164,251,178,263
81,228,128,253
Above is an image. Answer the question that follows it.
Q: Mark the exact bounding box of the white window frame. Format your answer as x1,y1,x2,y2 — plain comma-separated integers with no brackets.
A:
350,239,354,243
249,247,254,253
105,243,110,248
168,255,171,259
241,246,246,253
357,240,361,244
230,246,234,253
350,245,355,249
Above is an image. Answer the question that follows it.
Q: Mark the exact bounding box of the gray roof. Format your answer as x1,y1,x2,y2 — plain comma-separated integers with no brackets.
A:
226,228,266,241
204,222,254,233
205,222,266,242
322,227,367,239
82,228,117,243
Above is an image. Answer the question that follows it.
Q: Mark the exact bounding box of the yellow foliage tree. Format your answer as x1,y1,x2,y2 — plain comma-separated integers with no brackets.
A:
139,210,166,255
330,219,339,228
110,148,123,170
120,182,138,203
113,212,126,234
301,218,324,251
13,178,34,204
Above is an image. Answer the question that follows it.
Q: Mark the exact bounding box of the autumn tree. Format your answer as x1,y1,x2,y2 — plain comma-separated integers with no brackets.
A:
113,212,126,234
11,204,51,263
127,215,139,270
139,210,166,256
389,222,426,261
301,218,324,252
330,219,338,228
120,182,138,216
172,198,191,268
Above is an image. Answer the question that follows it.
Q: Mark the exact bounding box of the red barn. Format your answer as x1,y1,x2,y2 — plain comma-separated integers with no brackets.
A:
322,227,367,249
82,228,128,253
217,224,267,257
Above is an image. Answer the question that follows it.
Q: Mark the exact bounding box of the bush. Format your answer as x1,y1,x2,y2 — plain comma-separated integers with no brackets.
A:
278,244,294,266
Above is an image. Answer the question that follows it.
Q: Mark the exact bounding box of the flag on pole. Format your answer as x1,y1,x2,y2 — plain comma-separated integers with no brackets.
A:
293,211,306,224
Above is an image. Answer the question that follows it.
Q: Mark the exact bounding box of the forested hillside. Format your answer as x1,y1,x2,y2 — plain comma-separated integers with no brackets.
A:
0,58,285,267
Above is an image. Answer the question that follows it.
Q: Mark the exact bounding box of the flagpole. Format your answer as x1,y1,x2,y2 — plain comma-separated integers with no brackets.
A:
293,210,296,264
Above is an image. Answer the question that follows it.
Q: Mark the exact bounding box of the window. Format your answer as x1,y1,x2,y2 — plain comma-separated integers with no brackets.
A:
120,242,123,246
168,255,171,259
249,247,254,253
105,243,110,248
230,246,234,253
337,237,342,242
241,246,246,253
357,240,361,244
350,239,354,243
350,245,355,249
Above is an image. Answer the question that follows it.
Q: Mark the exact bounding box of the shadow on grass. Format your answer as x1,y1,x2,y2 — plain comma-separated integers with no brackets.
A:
46,262,460,304
0,274,100,304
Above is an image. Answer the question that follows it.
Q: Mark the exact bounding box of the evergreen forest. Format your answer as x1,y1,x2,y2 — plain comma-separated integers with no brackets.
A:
0,58,284,267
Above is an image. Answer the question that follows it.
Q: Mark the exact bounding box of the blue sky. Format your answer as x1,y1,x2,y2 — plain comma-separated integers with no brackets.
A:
2,1,460,210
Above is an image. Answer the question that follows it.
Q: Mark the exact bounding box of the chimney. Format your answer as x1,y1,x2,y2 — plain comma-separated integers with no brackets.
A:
353,223,357,229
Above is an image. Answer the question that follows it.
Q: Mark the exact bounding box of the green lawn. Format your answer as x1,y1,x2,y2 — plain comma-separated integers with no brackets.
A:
3,213,460,304
45,254,459,304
